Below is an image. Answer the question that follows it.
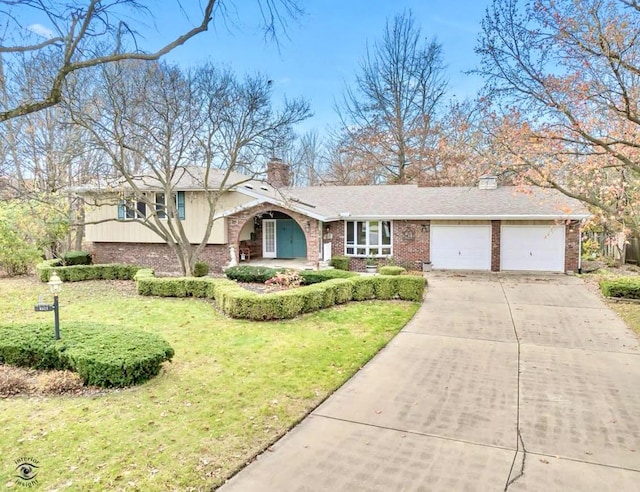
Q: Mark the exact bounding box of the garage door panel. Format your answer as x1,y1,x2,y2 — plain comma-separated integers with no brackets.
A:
431,225,491,270
501,225,565,272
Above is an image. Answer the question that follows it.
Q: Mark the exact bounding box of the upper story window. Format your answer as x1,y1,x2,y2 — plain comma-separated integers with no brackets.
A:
118,195,146,220
118,191,185,220
345,220,392,256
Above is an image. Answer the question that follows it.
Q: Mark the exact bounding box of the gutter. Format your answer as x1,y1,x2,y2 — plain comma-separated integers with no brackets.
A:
322,214,592,222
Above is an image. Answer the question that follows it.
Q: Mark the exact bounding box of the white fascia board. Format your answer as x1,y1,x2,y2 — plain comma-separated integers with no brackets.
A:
213,199,265,219
327,214,592,221
215,191,330,222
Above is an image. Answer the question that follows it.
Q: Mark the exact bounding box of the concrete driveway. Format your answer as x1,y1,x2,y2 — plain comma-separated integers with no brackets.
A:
220,274,640,491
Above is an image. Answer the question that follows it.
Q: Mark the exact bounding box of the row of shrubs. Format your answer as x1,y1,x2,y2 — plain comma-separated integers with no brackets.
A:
329,256,415,274
36,259,140,282
224,265,358,284
63,250,93,266
600,277,640,299
135,269,426,320
0,322,174,387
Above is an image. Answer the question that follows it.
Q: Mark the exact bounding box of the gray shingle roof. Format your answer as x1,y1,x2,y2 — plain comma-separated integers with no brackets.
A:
280,184,590,220
74,164,590,221
130,166,252,191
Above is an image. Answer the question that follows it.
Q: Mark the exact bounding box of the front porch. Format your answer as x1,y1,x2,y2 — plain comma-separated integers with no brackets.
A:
227,204,322,269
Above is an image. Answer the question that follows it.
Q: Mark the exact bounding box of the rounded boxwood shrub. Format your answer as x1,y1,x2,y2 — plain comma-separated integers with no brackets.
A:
0,322,174,388
224,265,278,283
329,255,350,271
193,261,209,277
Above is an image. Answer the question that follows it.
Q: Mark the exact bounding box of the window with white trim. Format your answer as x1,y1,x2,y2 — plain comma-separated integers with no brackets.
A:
118,195,146,220
155,192,174,219
345,220,392,256
155,191,185,219
118,191,185,220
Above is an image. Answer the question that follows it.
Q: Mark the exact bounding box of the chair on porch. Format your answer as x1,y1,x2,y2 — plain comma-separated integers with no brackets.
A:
239,241,252,262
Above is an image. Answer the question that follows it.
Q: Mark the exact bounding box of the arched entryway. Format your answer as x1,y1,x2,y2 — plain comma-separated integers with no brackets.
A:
262,212,307,259
233,208,314,264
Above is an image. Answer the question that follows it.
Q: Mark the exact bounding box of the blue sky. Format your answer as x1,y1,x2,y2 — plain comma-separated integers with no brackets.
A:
144,1,490,136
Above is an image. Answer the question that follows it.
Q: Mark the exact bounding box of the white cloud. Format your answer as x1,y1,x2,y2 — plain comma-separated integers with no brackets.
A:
28,23,55,39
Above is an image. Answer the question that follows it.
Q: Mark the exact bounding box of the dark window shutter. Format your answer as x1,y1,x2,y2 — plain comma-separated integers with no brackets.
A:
118,200,125,220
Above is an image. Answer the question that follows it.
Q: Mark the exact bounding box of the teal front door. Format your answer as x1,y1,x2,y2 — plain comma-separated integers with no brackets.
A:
276,219,307,258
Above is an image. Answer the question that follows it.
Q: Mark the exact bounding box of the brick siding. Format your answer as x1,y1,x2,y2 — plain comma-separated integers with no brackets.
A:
90,242,230,274
91,217,582,274
327,219,580,273
90,206,321,274
392,220,431,271
327,220,430,272
565,220,580,272
491,220,501,272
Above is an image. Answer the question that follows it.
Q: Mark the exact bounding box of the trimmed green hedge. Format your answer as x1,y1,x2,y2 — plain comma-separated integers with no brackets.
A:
329,255,350,271
36,259,62,281
600,277,640,299
36,261,140,283
63,250,92,266
0,322,174,387
379,266,406,276
224,265,278,283
299,269,358,284
136,272,426,320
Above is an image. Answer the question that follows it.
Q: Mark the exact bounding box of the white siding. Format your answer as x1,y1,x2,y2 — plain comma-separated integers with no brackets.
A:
85,191,253,244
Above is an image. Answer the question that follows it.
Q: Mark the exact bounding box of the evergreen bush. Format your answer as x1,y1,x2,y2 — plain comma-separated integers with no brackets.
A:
0,322,174,388
329,255,350,271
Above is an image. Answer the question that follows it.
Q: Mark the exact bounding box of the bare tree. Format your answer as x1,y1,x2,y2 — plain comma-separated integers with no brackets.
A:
70,61,309,275
0,52,104,255
281,130,326,186
476,0,640,251
0,0,302,121
336,10,448,184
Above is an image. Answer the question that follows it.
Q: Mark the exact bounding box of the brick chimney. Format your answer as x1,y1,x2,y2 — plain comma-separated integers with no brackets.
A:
266,157,291,188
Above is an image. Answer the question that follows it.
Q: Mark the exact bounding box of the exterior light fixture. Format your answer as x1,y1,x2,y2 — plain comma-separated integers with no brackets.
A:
35,272,64,340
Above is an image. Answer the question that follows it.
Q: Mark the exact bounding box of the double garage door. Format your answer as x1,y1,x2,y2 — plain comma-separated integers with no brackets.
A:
430,224,565,272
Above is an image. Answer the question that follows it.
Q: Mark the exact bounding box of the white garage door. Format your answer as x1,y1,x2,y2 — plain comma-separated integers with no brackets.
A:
501,225,565,272
430,225,491,270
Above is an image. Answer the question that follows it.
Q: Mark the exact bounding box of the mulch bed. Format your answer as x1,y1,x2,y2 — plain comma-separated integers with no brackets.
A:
0,365,112,399
237,282,286,294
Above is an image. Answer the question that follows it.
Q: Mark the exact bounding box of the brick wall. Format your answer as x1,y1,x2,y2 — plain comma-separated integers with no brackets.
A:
324,222,344,256
491,220,501,272
266,158,291,188
90,242,230,274
326,220,430,272
92,217,583,274
565,220,580,272
392,220,430,270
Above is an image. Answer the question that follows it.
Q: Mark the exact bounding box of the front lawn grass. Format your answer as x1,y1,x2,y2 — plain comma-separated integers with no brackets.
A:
609,302,640,336
0,277,418,490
